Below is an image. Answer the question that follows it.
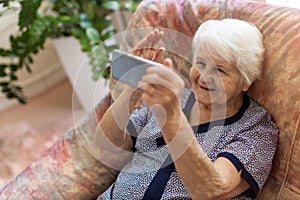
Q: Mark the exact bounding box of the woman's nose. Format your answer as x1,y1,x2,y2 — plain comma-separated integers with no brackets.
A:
199,69,213,82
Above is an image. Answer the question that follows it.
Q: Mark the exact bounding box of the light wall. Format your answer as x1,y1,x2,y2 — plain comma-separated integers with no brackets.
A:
0,9,67,111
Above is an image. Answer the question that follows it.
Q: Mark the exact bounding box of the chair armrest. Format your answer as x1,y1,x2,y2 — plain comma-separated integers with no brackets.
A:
0,94,118,199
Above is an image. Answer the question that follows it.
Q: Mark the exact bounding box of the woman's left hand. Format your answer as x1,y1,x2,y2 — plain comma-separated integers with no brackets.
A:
138,58,185,116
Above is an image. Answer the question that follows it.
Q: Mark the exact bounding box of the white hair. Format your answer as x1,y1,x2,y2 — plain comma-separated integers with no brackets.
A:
192,18,265,86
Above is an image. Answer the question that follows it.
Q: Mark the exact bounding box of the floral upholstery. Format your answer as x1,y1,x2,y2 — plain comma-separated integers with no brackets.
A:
1,0,300,199
0,94,118,199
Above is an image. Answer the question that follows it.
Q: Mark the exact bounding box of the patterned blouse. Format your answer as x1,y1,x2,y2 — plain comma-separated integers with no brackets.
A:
98,88,279,200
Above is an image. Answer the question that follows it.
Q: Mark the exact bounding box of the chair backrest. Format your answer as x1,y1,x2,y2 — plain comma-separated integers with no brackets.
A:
126,0,300,199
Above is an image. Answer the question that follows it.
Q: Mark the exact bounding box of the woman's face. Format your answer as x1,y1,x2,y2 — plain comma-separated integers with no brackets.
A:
189,50,249,108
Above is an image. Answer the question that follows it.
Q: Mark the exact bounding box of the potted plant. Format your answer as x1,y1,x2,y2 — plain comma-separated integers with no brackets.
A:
0,0,141,104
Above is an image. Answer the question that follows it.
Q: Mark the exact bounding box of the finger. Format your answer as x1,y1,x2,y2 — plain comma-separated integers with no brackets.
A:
134,38,155,59
137,81,156,96
150,29,164,49
139,72,171,94
162,58,174,69
143,66,178,87
133,29,164,57
132,49,142,57
146,30,157,49
143,30,160,59
135,30,156,50
134,37,148,50
141,48,155,60
153,47,165,63
139,29,163,51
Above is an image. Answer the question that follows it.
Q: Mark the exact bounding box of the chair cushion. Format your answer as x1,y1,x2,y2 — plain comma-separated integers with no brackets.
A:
0,94,119,199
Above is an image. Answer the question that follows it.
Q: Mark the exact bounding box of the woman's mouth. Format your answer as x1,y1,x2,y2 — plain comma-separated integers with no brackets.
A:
200,85,215,92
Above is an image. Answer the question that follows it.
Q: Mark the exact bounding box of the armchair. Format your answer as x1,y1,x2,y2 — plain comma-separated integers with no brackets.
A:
1,0,299,199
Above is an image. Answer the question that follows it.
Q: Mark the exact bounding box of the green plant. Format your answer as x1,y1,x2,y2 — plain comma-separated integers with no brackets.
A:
0,0,141,104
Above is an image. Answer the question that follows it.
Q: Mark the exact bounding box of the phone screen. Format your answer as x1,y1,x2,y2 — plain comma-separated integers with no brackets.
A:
111,49,164,88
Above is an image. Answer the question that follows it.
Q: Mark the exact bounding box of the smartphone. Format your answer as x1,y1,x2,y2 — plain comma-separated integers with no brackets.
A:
111,49,165,88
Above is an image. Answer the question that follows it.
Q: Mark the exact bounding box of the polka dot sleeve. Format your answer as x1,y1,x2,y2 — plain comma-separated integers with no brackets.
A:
129,103,152,133
217,109,279,198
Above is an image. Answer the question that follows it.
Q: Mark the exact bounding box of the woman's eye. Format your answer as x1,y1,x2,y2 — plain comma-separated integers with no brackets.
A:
196,61,206,67
217,68,225,73
215,65,226,74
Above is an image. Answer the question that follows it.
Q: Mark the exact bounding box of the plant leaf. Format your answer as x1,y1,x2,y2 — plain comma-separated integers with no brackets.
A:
86,27,100,43
7,92,17,99
10,64,18,72
25,64,32,73
19,0,43,29
101,66,110,79
80,21,92,29
0,82,9,87
2,87,10,93
101,1,120,11
0,65,7,77
18,97,27,104
0,49,12,56
124,0,138,12
10,74,18,81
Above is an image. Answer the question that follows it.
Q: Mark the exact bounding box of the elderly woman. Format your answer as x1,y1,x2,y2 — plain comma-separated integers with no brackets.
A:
97,19,278,200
